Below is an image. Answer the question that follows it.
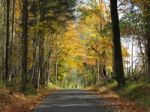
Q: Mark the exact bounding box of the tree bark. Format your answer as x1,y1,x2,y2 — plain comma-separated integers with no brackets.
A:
9,0,16,82
38,0,46,86
144,2,150,81
145,18,150,82
55,56,58,83
21,0,28,91
5,0,10,80
110,0,125,86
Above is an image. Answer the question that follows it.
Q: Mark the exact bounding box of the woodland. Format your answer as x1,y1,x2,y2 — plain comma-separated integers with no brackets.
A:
0,0,150,111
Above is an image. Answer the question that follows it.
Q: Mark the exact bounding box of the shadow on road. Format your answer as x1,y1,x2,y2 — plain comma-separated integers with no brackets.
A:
34,89,115,112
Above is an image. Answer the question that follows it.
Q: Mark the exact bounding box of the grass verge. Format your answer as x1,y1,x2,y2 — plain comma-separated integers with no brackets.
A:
89,80,150,112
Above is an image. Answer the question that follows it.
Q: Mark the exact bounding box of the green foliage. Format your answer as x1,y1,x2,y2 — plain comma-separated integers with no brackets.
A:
29,0,77,32
23,84,37,95
0,82,5,88
48,83,60,89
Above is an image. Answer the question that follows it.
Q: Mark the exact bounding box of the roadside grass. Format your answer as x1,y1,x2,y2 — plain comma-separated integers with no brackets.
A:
113,80,150,106
91,80,150,106
88,80,150,112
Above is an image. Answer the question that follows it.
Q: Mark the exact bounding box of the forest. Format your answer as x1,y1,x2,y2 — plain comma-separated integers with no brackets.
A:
0,0,150,112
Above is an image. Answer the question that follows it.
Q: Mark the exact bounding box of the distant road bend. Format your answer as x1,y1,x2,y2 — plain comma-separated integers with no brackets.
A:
34,89,115,112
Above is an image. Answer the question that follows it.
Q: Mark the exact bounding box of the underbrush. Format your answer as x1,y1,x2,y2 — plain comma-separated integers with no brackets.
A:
93,80,150,106
91,80,150,106
89,79,150,112
112,80,150,106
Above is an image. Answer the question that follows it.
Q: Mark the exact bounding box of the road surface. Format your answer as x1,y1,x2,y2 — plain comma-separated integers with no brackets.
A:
34,89,115,112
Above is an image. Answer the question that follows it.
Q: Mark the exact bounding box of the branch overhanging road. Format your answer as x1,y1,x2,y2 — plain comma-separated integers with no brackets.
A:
34,89,116,112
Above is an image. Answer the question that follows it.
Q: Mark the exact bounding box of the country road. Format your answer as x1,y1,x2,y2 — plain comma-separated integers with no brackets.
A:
34,89,115,112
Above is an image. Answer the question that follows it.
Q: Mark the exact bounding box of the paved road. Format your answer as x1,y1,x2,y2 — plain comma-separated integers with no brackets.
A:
34,89,115,112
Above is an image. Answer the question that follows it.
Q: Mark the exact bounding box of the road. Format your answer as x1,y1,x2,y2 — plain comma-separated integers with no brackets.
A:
34,89,115,112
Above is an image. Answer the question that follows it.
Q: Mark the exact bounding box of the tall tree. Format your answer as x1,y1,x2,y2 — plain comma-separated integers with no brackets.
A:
21,0,28,91
9,0,16,82
5,0,10,80
110,0,125,86
143,1,150,81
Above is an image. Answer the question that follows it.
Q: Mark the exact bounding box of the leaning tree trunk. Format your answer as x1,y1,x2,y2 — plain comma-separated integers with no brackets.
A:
21,0,28,91
110,0,125,86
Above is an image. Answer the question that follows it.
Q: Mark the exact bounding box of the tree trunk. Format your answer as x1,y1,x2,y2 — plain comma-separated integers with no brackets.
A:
145,19,150,81
5,0,10,81
9,0,16,82
55,57,58,83
146,37,150,81
131,35,136,80
103,66,107,78
36,66,40,90
144,2,150,81
110,0,125,86
38,30,45,85
38,0,46,86
21,0,28,91
46,51,52,85
97,59,100,84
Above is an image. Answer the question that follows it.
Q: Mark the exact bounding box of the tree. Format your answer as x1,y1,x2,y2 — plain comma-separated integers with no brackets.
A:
143,1,150,81
21,0,28,91
110,0,125,86
5,0,10,81
9,0,16,82
131,0,150,81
